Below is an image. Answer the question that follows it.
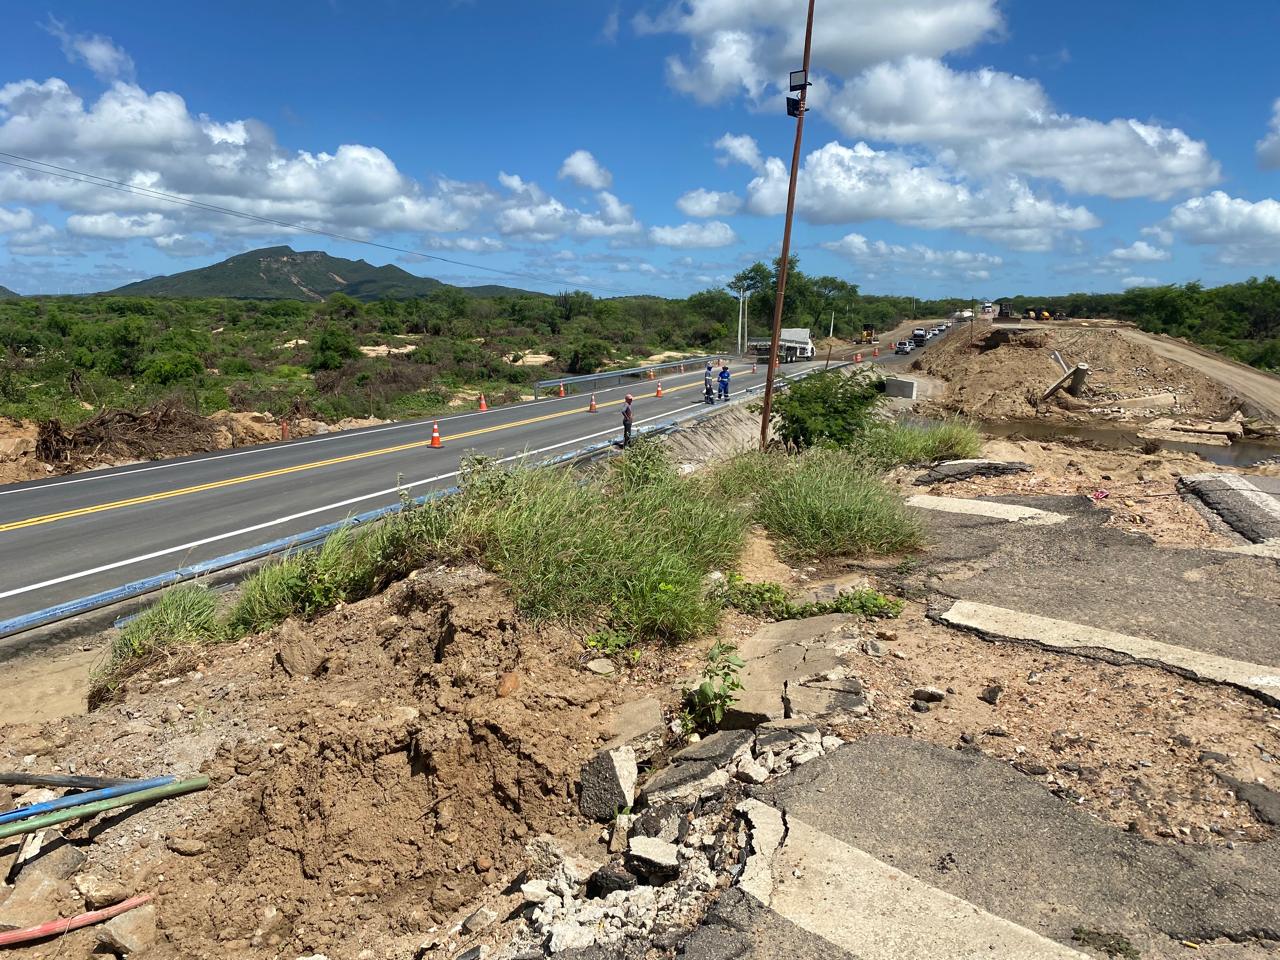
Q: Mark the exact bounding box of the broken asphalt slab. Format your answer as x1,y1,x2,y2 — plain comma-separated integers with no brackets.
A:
1178,473,1280,543
907,492,1280,674
756,736,1280,951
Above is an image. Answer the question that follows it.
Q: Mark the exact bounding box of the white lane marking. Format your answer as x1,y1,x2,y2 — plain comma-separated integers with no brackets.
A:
905,494,1067,526
0,394,744,602
770,813,1087,959
939,599,1280,697
0,361,755,499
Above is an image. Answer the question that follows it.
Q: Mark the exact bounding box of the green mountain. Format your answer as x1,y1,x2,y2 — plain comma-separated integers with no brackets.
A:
107,246,539,301
0,284,19,299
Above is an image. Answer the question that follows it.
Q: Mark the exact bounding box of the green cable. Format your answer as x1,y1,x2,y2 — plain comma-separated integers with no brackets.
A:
0,776,210,841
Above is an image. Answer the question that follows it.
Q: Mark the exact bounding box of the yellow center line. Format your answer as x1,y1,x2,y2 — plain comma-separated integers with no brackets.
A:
0,376,713,534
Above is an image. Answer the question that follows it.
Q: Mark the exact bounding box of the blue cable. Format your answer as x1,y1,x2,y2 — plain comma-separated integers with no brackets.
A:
0,776,176,826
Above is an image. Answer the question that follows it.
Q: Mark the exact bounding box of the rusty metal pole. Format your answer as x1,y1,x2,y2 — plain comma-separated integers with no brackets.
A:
759,0,816,451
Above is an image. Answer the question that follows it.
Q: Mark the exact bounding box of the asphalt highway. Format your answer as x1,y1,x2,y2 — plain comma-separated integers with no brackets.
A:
0,357,863,632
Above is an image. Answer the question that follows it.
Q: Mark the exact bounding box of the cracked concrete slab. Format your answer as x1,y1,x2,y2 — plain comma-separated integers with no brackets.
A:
758,737,1280,952
914,493,1280,672
768,814,1087,959
935,599,1280,705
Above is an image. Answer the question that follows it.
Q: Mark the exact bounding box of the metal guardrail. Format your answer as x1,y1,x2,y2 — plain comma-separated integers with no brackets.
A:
0,361,850,645
535,354,729,395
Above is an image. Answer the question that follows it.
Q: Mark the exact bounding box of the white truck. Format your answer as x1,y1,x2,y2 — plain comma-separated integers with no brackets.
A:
746,327,815,363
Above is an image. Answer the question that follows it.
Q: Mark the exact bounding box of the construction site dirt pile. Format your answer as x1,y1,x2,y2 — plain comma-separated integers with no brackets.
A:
0,568,626,959
916,321,1236,421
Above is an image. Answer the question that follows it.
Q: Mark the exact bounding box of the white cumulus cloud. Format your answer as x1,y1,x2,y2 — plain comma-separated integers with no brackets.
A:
828,57,1219,200
43,17,136,83
650,220,737,248
824,231,1002,280
1122,276,1161,288
1257,98,1280,169
638,0,1002,104
67,211,174,238
722,136,1098,251
676,188,742,217
558,149,613,190
1162,190,1280,264
1108,240,1171,262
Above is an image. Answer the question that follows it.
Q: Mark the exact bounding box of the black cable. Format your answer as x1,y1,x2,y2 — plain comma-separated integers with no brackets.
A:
0,152,646,297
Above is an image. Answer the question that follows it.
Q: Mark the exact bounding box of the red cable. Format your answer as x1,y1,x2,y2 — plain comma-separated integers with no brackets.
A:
0,893,152,947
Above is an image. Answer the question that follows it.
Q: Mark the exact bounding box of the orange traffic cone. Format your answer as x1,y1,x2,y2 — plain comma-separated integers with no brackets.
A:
478,394,488,411
752,362,757,374
680,363,686,373
648,368,655,380
430,421,442,448
655,381,663,398
855,352,863,363
588,393,598,412
558,382,566,397
872,347,879,358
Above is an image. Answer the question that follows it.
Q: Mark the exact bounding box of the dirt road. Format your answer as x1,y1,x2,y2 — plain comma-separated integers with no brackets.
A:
1115,328,1280,420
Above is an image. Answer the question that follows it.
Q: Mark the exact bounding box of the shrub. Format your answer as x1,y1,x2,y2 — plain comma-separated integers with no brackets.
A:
681,640,745,734
142,351,204,385
308,323,361,372
770,371,885,449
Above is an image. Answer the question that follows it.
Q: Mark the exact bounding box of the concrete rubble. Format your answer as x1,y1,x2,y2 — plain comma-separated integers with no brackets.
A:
468,628,868,959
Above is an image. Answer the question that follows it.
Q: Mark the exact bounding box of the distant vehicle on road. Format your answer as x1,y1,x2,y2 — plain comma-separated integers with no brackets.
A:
747,327,815,363
895,340,914,355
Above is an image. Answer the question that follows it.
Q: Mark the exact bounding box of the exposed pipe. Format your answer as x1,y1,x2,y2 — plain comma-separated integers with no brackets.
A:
0,773,136,789
0,893,153,947
0,776,209,841
0,776,175,826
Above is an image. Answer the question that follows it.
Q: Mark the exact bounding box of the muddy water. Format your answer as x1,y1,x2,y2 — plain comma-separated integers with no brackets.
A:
909,415,1280,467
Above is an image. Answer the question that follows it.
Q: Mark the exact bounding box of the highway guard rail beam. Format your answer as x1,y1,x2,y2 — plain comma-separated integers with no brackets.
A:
0,362,850,647
534,354,730,396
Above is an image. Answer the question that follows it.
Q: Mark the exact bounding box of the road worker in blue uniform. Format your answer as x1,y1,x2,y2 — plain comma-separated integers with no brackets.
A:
717,363,731,401
704,362,715,404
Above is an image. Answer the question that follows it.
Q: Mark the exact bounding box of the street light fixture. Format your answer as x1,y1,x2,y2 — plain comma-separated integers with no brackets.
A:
789,70,809,92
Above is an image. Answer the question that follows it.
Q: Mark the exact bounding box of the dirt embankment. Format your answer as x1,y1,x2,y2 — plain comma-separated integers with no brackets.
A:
0,568,649,958
916,321,1237,422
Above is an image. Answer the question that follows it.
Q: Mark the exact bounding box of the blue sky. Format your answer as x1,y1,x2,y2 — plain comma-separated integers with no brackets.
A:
1,0,1279,299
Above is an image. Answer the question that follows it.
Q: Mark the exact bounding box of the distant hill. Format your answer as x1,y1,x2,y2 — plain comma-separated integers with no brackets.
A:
107,246,542,301
0,284,19,299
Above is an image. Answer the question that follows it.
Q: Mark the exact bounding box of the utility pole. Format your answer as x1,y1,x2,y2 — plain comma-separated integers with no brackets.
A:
759,0,817,450
828,309,834,339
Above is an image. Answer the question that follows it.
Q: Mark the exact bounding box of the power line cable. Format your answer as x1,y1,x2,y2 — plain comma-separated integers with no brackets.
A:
0,152,650,298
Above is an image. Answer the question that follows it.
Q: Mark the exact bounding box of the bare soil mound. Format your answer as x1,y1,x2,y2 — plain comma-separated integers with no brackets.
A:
916,322,1236,421
0,568,625,959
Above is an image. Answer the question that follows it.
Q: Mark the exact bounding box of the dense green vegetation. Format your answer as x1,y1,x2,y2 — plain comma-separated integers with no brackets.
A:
996,277,1280,370
0,253,956,426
